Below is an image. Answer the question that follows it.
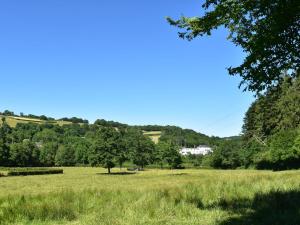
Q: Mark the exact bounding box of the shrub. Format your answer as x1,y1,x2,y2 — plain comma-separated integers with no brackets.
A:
7,168,63,176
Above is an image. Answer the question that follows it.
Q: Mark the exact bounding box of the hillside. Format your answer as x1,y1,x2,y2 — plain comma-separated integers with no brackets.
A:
1,110,216,147
0,115,73,127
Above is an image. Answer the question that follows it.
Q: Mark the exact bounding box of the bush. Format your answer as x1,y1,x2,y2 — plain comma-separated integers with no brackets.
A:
7,168,63,176
268,130,299,170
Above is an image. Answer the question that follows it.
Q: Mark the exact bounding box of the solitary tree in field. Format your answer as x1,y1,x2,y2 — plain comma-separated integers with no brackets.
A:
89,127,120,174
168,0,300,92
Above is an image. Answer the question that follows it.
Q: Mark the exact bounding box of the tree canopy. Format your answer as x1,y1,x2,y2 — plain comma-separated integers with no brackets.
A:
167,0,300,92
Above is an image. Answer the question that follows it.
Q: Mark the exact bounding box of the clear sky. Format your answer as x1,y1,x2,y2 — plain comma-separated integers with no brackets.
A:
0,0,254,137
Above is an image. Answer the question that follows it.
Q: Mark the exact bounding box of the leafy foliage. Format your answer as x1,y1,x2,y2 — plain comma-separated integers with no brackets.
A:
168,0,300,92
155,141,183,169
89,127,121,173
243,76,300,140
210,138,242,169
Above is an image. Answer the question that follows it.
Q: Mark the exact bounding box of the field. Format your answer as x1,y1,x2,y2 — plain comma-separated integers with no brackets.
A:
1,168,300,225
0,115,73,127
143,131,162,144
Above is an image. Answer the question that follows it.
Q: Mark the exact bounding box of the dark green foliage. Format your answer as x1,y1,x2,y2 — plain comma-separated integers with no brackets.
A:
126,130,155,169
155,141,169,168
33,128,58,143
159,126,212,147
73,138,90,165
89,127,121,173
156,142,180,168
6,168,63,176
240,140,266,168
156,141,182,169
268,130,299,170
240,76,300,170
1,110,220,171
38,142,58,166
55,145,76,166
94,119,127,129
2,110,15,116
9,141,39,167
131,136,155,169
243,76,300,140
59,117,89,124
0,118,11,166
168,0,300,92
210,139,242,169
184,154,204,167
115,128,130,169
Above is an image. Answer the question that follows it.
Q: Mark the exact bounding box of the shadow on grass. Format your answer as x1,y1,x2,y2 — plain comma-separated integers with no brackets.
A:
167,173,188,176
211,190,300,225
96,172,137,176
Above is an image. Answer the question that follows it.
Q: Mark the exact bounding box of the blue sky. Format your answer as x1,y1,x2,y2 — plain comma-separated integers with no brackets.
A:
0,0,254,137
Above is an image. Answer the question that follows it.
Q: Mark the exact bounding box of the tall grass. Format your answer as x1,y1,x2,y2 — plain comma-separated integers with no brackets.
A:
0,168,300,225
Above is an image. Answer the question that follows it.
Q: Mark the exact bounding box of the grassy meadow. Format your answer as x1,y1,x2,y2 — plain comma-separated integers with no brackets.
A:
1,168,300,225
143,131,162,144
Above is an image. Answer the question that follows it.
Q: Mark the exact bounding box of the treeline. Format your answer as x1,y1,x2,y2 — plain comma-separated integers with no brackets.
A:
93,120,214,147
0,110,55,121
59,117,89,124
0,110,89,124
0,118,184,172
204,76,300,170
159,126,218,148
93,122,214,148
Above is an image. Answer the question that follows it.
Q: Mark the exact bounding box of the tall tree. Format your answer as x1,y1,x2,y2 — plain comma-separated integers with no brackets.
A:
168,0,300,92
89,127,120,174
243,76,300,141
128,131,155,169
163,142,182,169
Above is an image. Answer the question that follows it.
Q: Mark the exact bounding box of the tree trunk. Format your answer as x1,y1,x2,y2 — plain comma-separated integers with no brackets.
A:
108,167,111,174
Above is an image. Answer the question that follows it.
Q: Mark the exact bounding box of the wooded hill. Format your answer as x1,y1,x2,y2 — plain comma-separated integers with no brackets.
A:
2,74,299,172
0,110,219,171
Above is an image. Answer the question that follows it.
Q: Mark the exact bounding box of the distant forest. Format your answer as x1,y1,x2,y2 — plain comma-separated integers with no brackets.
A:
0,111,219,172
1,76,300,172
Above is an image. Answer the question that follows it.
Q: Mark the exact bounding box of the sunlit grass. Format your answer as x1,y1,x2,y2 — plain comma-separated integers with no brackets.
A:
1,168,300,225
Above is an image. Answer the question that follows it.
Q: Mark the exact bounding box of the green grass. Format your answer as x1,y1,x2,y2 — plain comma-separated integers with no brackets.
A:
0,168,300,225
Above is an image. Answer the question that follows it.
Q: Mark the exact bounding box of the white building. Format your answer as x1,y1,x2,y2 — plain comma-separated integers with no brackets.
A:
180,145,212,156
